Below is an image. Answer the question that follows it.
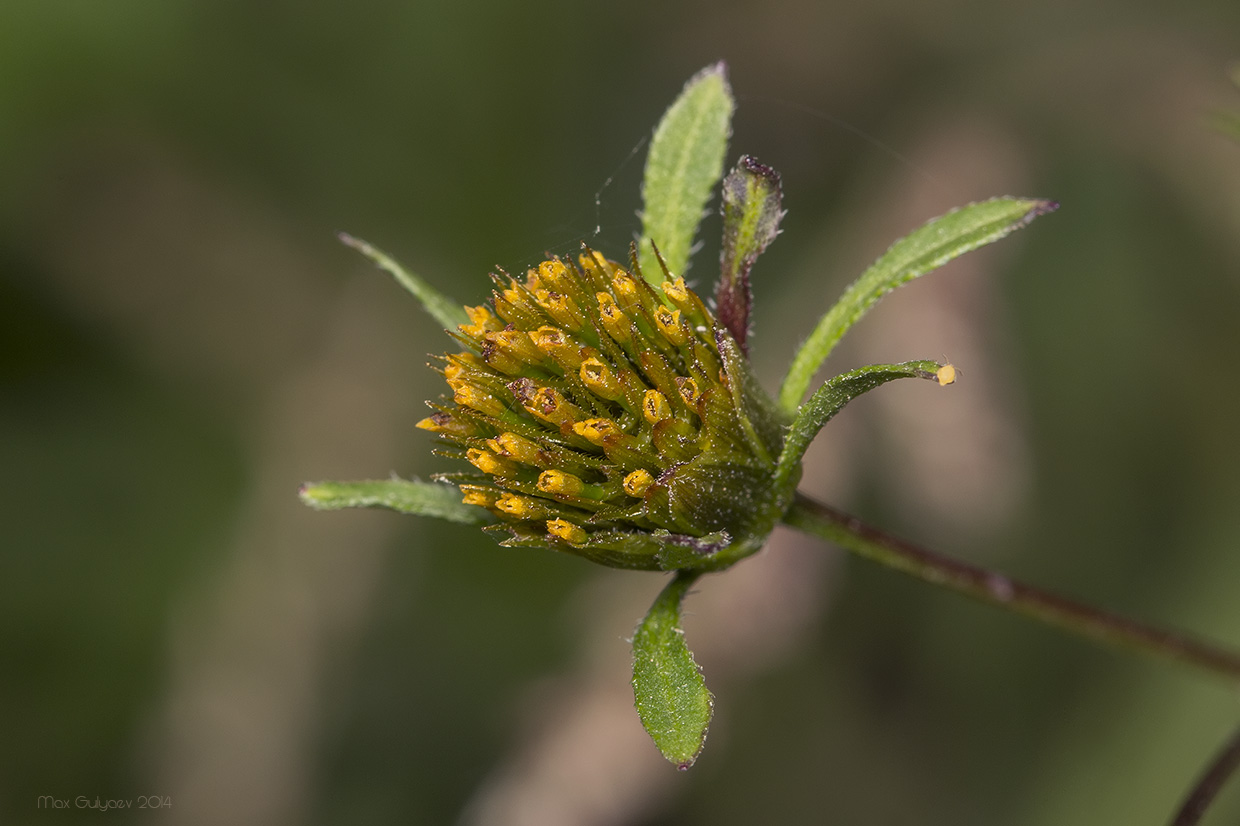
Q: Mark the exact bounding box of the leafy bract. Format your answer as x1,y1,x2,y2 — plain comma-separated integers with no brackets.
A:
299,478,489,524
632,571,713,768
772,361,949,506
638,63,734,283
717,156,785,350
339,233,468,330
778,198,1056,414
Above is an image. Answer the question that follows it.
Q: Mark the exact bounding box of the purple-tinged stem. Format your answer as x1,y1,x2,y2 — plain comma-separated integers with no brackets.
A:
785,492,1240,683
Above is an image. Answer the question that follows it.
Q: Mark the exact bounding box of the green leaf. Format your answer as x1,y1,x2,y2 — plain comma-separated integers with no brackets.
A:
299,478,489,524
632,571,713,768
772,361,949,505
638,63,734,284
717,156,784,349
777,197,1057,414
339,233,469,330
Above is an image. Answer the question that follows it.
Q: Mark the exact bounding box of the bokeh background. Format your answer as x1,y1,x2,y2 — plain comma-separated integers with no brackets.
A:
3,2,1240,824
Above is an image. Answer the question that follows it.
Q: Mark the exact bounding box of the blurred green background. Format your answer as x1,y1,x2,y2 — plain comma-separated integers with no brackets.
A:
3,1,1240,824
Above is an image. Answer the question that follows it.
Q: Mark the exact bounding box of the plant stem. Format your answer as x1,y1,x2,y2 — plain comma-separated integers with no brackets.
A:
1169,724,1240,826
784,492,1240,684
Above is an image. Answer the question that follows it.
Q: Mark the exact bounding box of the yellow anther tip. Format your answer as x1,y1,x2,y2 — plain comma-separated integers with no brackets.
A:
466,447,507,476
663,277,689,300
538,260,568,280
461,490,493,507
547,518,587,545
579,357,624,399
572,418,618,444
611,273,639,301
495,493,539,518
537,469,585,496
453,384,505,417
676,377,700,404
642,390,671,423
530,327,571,355
654,306,687,345
623,469,654,497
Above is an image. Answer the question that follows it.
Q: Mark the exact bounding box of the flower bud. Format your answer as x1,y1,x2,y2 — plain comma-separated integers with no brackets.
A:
424,252,788,571
537,469,586,497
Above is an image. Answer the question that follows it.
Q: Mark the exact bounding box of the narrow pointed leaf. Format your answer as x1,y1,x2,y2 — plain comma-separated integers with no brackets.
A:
717,156,784,349
773,361,949,503
778,197,1057,413
299,478,490,524
638,63,734,284
632,571,713,768
339,233,469,330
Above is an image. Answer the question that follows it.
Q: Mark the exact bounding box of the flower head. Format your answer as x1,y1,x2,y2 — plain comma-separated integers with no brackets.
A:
301,62,1053,771
418,250,787,571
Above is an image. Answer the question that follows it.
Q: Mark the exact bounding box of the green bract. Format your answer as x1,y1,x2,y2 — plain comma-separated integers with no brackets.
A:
301,63,1055,769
